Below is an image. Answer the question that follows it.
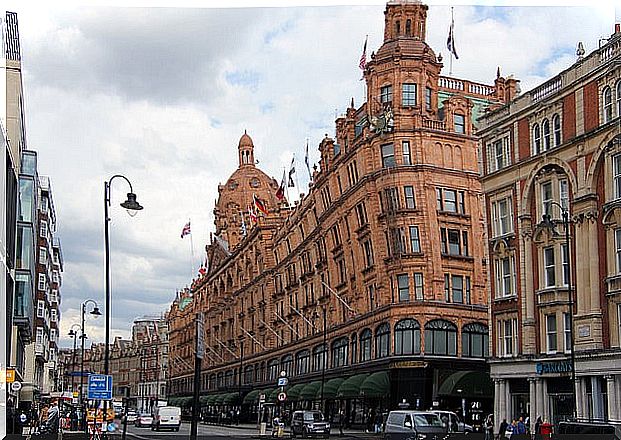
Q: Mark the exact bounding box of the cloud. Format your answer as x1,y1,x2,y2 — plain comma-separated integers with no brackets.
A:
8,3,611,348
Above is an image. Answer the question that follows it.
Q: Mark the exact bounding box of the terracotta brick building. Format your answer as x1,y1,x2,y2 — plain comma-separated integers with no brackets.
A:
167,0,515,426
479,25,621,425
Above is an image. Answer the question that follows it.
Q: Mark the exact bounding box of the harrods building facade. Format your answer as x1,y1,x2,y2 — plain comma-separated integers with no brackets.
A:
479,25,621,425
168,0,517,425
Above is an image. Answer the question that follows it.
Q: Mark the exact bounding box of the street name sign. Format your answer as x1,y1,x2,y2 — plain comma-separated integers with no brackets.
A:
277,377,288,387
88,374,113,400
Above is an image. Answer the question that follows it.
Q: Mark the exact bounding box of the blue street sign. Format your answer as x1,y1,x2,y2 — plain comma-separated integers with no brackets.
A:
88,374,113,400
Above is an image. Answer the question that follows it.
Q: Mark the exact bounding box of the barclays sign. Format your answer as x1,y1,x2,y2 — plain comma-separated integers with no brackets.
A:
535,361,572,375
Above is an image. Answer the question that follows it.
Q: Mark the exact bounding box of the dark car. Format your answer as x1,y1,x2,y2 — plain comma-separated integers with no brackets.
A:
291,410,331,438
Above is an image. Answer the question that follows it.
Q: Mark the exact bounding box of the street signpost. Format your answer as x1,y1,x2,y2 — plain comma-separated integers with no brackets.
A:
277,377,288,387
88,374,113,400
278,392,287,402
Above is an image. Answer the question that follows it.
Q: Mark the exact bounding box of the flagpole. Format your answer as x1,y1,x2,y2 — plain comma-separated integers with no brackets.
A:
449,7,454,76
284,165,291,208
188,218,195,280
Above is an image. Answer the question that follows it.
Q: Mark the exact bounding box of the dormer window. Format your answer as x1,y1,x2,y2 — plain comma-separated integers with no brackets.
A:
454,114,465,134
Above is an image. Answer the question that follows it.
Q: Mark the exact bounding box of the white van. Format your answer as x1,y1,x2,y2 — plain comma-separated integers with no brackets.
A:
384,411,446,440
151,406,181,431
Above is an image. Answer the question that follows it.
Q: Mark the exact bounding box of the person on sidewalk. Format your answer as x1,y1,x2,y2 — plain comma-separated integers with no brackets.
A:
484,414,494,440
338,410,344,437
497,418,508,440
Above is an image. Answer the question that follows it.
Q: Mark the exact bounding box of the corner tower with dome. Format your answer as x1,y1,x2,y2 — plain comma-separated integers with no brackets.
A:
167,0,518,425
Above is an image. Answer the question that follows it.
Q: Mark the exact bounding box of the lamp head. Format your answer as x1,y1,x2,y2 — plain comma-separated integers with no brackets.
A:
90,306,102,317
68,329,76,337
539,213,559,236
120,192,144,217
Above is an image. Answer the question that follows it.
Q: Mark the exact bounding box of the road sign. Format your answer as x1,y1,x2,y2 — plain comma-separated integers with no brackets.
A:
196,312,205,360
11,381,22,391
6,368,15,383
279,371,287,377
259,394,266,403
277,377,289,387
88,374,113,400
277,392,287,402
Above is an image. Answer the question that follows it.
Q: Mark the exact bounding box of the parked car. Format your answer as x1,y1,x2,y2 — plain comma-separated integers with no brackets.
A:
384,411,446,440
430,410,473,433
123,411,138,423
557,421,621,440
151,406,181,431
135,413,153,428
290,410,331,438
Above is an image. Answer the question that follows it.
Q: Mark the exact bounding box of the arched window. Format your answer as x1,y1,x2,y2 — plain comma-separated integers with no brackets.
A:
281,354,293,377
360,329,372,362
375,323,390,358
350,333,358,364
312,344,327,372
552,114,561,147
331,337,349,368
406,19,412,36
542,119,551,151
462,323,489,358
217,372,224,388
616,81,621,116
256,362,265,383
295,350,310,376
267,359,279,381
244,365,253,384
604,86,613,123
394,319,421,355
533,123,541,154
209,373,216,390
424,319,457,355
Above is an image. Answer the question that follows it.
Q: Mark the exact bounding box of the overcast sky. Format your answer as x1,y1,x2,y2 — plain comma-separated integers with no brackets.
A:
3,0,616,348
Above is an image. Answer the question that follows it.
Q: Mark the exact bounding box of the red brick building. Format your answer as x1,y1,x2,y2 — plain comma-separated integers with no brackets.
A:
168,0,514,427
479,24,621,426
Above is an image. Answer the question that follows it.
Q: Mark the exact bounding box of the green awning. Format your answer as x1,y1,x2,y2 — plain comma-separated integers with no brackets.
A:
360,371,390,398
215,394,226,405
206,394,219,405
199,395,210,404
299,381,322,401
337,374,369,399
437,371,493,397
286,383,306,402
223,392,241,405
243,389,261,405
319,378,345,400
180,396,193,407
268,388,281,403
167,398,178,406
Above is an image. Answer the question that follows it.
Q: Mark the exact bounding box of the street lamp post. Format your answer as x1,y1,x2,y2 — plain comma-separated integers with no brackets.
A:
103,175,143,433
69,324,81,395
80,299,101,431
539,201,577,418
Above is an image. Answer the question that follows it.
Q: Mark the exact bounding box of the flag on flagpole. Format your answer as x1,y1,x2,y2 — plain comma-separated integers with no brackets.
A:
180,221,191,238
275,169,286,201
248,205,258,223
359,35,368,71
288,156,296,187
198,265,207,276
447,10,459,60
253,194,269,216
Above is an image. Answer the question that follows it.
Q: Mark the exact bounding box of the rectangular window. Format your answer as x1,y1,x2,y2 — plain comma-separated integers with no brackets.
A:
368,285,376,310
563,312,572,353
38,274,46,291
50,328,57,342
454,114,465,134
397,274,409,302
362,240,374,268
561,243,570,286
492,197,513,236
448,229,461,255
381,144,396,168
495,256,515,298
503,319,514,356
425,87,432,110
37,300,45,318
380,85,393,104
546,314,558,353
404,186,415,209
541,181,553,215
40,220,48,238
36,327,44,345
559,178,569,210
465,276,471,304
444,274,450,302
544,247,556,287
409,226,421,253
51,309,57,322
355,202,368,227
436,188,463,214
452,275,463,303
494,139,504,171
616,228,621,273
39,247,47,266
614,154,621,200
383,187,400,212
402,83,417,106
444,189,457,212
402,141,411,165
414,273,424,300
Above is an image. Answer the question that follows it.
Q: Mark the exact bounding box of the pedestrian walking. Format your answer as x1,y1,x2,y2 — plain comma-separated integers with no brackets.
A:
534,416,543,440
338,410,345,437
485,414,494,440
498,419,508,440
